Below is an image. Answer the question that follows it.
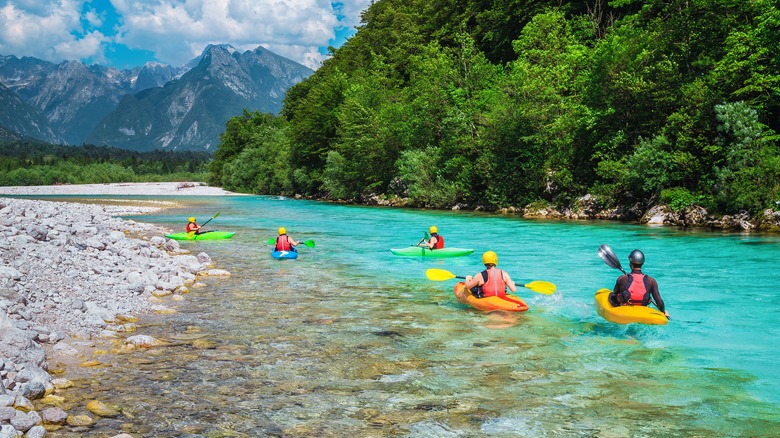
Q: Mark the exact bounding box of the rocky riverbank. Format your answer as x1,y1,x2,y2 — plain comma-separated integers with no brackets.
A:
357,193,780,232
0,196,229,436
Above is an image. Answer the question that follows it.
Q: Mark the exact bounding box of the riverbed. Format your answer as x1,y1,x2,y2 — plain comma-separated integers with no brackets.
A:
34,194,780,436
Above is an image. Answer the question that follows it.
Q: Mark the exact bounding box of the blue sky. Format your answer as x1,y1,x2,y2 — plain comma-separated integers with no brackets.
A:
0,0,371,70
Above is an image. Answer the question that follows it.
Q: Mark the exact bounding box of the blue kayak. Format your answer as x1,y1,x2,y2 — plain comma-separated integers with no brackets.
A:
271,249,298,260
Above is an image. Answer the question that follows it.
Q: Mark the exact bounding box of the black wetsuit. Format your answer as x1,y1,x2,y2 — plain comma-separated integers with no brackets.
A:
610,268,665,312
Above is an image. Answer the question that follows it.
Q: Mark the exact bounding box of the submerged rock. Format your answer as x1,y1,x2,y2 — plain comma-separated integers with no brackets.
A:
85,399,121,418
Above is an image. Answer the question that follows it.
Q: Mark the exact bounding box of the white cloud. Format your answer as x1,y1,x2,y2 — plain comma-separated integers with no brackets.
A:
112,0,345,69
55,30,107,63
84,9,103,28
0,0,107,63
0,0,373,69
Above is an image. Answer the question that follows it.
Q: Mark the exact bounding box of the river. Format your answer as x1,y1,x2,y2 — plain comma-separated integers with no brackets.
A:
50,195,780,437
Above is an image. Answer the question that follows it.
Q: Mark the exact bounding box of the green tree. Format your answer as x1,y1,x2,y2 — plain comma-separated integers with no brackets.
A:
714,101,780,213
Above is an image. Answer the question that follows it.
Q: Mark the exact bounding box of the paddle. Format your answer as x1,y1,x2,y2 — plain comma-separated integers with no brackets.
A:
188,212,220,236
597,244,670,320
416,232,429,246
425,268,556,294
200,211,220,227
267,238,316,248
597,244,626,275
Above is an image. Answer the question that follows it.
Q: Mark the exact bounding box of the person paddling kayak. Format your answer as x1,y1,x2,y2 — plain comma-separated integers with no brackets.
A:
186,217,202,234
609,249,670,319
275,227,299,251
463,251,517,298
418,226,444,250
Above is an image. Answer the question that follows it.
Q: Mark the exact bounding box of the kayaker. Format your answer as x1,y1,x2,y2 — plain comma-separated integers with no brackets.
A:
186,217,201,234
463,251,517,298
275,227,299,251
418,226,445,249
609,249,670,319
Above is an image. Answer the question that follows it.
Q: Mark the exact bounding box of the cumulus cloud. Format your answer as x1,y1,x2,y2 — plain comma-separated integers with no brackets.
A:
0,0,106,63
0,0,372,69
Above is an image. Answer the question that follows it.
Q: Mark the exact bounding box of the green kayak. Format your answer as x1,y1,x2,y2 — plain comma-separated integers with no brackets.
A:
390,247,474,257
164,231,236,241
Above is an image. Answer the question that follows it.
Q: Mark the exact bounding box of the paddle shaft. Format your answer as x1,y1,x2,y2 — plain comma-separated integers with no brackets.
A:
200,213,219,227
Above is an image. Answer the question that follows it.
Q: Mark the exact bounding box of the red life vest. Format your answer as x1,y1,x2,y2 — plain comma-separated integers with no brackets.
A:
481,268,507,297
275,235,292,251
627,273,650,306
432,234,444,249
186,222,198,233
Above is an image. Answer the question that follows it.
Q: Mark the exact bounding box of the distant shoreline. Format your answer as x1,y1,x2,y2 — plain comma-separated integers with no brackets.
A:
0,181,246,197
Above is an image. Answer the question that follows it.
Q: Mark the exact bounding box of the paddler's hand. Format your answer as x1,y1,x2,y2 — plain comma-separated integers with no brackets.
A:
664,311,671,320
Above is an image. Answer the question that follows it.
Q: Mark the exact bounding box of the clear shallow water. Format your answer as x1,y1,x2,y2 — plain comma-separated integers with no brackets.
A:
49,195,780,436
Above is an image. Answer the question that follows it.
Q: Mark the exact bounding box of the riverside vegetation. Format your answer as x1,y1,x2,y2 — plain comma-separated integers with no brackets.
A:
207,0,780,229
0,141,209,186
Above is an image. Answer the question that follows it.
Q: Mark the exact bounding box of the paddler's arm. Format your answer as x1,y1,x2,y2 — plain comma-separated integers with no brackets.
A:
464,274,480,290
648,278,670,319
503,271,517,293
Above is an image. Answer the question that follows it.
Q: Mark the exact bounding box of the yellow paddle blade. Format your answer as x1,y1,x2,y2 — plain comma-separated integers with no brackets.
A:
522,281,556,295
425,268,456,281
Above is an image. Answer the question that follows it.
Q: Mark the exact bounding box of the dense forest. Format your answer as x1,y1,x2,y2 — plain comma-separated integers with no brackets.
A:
211,0,779,217
0,140,210,185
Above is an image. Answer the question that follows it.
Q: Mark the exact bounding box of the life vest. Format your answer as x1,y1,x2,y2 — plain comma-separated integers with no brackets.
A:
275,235,292,251
625,273,650,306
480,268,507,297
186,222,198,233
431,234,444,249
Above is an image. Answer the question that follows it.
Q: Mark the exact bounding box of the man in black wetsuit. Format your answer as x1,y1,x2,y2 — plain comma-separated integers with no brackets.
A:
609,249,670,319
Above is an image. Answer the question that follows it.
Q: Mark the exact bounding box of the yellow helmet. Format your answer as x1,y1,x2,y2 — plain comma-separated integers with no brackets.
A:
482,250,498,266
278,227,287,235
429,226,438,234
188,217,196,223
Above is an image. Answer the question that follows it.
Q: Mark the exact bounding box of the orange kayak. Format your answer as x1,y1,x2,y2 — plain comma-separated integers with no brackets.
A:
453,282,528,312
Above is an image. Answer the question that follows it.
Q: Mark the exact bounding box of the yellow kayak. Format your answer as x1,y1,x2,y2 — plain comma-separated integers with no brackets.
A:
594,288,668,325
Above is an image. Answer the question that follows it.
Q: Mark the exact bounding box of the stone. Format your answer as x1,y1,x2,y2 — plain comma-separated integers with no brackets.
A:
65,414,96,427
10,410,41,432
24,425,46,438
41,407,68,425
85,400,121,418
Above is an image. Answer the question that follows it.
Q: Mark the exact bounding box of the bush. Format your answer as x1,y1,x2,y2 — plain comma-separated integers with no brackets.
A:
660,187,710,212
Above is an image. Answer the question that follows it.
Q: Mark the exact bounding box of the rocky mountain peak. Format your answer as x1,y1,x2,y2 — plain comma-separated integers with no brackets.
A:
0,44,313,151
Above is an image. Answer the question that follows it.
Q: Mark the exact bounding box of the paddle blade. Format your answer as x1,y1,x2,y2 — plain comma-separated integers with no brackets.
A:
303,240,316,248
522,281,556,295
267,238,275,245
212,212,220,219
598,244,625,273
426,268,457,281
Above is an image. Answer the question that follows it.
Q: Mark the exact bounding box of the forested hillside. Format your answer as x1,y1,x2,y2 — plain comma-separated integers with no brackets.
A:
209,0,780,218
0,141,209,185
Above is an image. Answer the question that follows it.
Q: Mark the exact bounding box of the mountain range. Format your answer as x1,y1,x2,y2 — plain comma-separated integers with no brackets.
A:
0,44,313,151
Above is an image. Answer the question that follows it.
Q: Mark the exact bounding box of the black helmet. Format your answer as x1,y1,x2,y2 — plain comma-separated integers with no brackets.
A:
628,249,645,266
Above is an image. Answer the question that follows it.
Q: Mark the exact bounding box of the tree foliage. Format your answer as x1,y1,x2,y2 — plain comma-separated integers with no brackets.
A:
0,141,209,186
209,0,780,216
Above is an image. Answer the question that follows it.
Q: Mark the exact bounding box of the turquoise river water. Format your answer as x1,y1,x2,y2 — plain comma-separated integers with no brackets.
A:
44,195,779,437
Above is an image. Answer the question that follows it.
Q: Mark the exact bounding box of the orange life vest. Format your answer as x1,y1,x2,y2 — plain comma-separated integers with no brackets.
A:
431,234,444,249
275,235,292,251
481,268,507,297
186,222,198,233
627,273,650,306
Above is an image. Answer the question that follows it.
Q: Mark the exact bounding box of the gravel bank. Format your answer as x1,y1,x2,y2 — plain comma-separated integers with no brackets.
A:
0,194,229,436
